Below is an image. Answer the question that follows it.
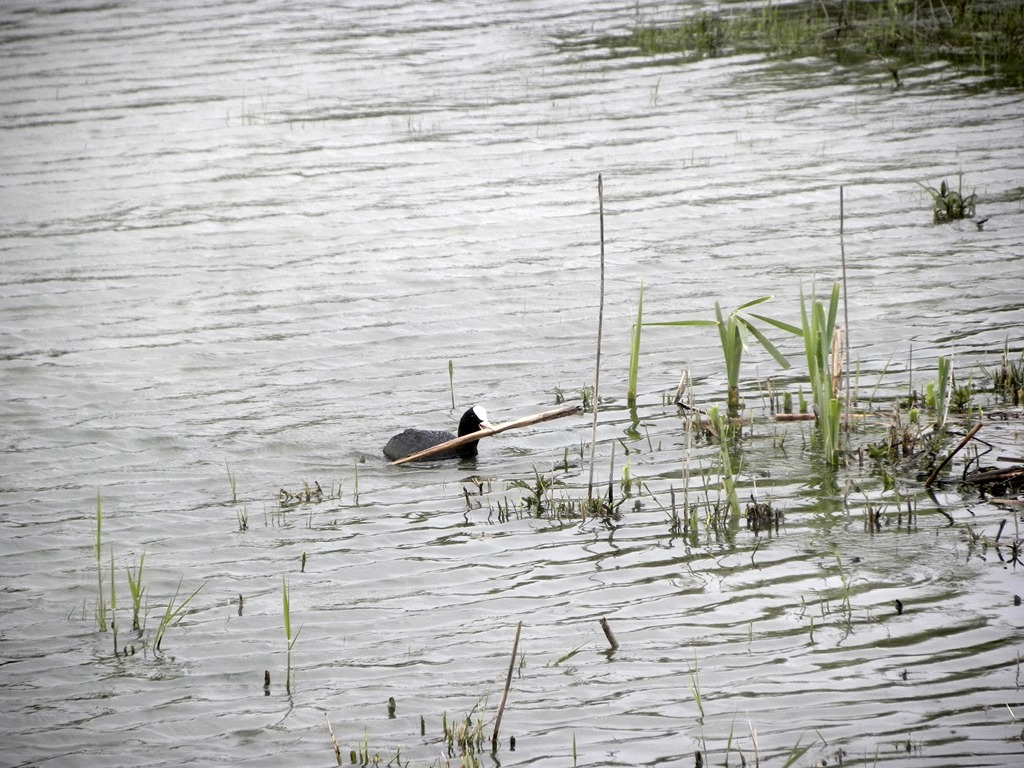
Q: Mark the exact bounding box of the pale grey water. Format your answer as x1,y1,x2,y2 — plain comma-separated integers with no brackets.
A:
2,1,1023,766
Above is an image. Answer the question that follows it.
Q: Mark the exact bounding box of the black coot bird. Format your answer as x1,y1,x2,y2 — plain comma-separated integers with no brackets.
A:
383,406,493,461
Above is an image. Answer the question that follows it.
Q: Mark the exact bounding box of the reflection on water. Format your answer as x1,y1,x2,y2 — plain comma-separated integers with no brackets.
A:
1,1,1022,766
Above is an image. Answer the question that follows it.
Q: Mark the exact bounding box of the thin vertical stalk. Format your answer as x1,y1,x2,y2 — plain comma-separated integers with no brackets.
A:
587,174,605,500
491,621,522,752
95,491,107,632
448,359,455,410
839,186,851,431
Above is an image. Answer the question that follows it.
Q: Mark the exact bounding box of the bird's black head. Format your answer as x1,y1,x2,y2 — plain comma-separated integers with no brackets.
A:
458,405,492,437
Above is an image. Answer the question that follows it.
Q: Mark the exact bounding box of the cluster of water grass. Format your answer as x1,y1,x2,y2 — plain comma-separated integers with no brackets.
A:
90,493,206,655
799,283,844,466
615,0,1024,86
987,341,1024,404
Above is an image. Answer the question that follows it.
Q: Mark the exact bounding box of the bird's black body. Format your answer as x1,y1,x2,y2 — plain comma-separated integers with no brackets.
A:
383,406,491,461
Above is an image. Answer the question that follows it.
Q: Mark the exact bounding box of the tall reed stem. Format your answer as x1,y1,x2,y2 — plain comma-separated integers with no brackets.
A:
491,621,522,752
840,186,851,431
587,174,605,500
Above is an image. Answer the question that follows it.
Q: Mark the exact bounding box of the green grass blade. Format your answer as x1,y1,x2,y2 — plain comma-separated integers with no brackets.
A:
740,317,791,369
644,319,718,327
628,280,643,402
748,312,803,337
734,295,774,311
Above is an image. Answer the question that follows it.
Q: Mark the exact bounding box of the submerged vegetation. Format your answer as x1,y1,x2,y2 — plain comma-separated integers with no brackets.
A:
614,0,1024,86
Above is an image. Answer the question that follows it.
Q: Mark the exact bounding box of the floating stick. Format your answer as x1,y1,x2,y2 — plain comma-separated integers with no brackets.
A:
390,405,582,465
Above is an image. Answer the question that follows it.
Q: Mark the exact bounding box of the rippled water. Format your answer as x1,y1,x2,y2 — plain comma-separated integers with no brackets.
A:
2,1,1023,766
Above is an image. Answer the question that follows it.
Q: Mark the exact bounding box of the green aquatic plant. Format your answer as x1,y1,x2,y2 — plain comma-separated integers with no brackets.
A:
282,575,302,693
94,492,107,633
154,577,205,652
225,460,237,503
799,283,843,465
647,296,799,418
627,279,644,407
708,405,742,518
919,176,977,223
935,355,952,427
987,341,1024,404
126,552,146,632
448,359,455,410
688,653,705,722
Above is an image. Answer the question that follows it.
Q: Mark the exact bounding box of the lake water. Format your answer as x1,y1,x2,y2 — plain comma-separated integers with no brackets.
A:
2,1,1023,766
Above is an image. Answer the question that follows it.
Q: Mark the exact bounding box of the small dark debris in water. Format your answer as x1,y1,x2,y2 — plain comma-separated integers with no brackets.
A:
599,617,619,651
895,599,904,615
901,669,909,681
1008,539,1024,567
746,495,782,533
279,480,341,508
694,750,703,768
850,556,861,564
964,465,1024,496
263,670,271,694
420,715,425,736
510,735,516,751
974,216,989,230
238,593,244,617
1014,595,1021,606
387,696,396,718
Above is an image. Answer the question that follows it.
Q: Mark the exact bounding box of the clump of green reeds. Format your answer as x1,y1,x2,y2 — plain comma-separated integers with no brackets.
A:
919,177,977,223
443,705,488,762
988,342,1023,404
647,296,798,418
799,283,844,466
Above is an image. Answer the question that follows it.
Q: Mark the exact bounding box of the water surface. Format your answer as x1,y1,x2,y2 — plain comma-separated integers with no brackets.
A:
2,1,1023,766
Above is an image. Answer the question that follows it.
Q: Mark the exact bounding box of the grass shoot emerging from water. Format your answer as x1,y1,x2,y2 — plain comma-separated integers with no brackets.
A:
126,552,146,633
154,577,205,652
627,279,643,408
987,341,1024,404
282,575,302,693
94,491,107,633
